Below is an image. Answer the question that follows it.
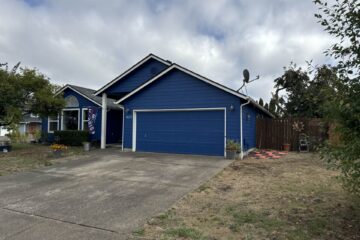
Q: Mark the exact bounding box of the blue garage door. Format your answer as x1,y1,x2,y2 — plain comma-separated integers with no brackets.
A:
136,110,225,156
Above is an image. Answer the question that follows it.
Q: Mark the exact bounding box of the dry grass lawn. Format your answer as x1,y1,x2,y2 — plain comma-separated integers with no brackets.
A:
132,153,360,240
0,143,84,176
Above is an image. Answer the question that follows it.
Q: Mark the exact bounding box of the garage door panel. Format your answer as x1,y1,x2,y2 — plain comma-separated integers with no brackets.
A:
136,110,225,156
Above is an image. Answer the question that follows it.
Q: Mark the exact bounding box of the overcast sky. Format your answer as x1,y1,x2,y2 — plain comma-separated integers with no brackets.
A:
0,0,334,101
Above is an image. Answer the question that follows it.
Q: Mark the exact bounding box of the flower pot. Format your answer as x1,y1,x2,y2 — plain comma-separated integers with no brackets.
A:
53,150,63,158
283,143,291,151
226,150,237,159
83,142,90,152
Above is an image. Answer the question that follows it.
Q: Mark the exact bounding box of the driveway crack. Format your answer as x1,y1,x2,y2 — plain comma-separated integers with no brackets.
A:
1,207,119,235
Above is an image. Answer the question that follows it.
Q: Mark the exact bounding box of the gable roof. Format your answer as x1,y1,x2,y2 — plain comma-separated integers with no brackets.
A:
94,53,171,96
115,64,274,117
56,85,121,109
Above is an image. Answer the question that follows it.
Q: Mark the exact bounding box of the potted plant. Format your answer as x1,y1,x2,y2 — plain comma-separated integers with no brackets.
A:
226,139,241,159
82,141,90,151
283,143,291,151
50,144,67,157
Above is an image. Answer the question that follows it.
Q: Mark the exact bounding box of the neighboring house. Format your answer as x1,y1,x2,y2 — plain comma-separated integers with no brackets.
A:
19,114,42,136
42,54,273,156
0,114,41,140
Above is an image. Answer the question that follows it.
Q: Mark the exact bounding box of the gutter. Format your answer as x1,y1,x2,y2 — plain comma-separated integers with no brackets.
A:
240,98,251,159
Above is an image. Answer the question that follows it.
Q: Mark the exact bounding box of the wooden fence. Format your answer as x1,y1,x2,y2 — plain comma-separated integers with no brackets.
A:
256,118,328,151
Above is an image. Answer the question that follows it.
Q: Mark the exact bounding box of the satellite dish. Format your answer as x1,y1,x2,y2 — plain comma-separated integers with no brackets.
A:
243,69,250,83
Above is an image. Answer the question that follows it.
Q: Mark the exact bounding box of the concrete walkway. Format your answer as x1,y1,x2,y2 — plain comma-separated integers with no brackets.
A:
0,149,232,239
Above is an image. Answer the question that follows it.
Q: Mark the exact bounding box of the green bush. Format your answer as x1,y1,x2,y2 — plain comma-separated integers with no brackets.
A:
54,130,89,146
7,129,28,143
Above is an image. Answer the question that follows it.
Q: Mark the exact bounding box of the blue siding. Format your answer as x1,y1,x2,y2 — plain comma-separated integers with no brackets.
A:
122,69,243,153
42,89,122,144
242,105,258,150
136,110,225,156
105,58,169,96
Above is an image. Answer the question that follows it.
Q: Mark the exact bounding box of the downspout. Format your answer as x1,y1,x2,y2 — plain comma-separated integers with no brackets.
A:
240,98,251,159
101,93,107,149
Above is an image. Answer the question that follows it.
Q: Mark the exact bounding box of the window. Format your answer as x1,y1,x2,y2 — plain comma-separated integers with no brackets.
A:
82,108,89,131
48,115,59,133
61,109,80,130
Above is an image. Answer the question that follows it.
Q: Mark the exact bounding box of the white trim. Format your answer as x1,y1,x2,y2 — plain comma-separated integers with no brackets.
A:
116,65,247,104
94,54,171,96
132,110,137,151
132,107,227,157
240,99,251,159
47,115,59,133
56,85,102,107
101,93,107,149
61,108,80,131
81,108,89,130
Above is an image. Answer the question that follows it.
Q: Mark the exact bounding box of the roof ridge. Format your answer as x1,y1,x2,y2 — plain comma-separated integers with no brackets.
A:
68,84,96,92
94,54,171,96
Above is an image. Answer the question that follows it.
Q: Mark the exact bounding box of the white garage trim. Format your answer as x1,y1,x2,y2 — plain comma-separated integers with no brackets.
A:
132,107,227,156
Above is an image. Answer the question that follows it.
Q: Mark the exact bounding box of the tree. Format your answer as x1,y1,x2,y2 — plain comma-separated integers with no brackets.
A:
314,0,360,195
271,63,337,118
268,98,277,116
258,98,264,107
0,63,65,127
264,103,269,110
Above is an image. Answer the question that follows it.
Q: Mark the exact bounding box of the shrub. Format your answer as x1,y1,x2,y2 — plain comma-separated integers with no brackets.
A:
7,129,28,143
54,130,89,146
226,139,240,151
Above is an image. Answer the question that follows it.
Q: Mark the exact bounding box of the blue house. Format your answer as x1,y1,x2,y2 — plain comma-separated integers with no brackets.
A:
42,54,273,157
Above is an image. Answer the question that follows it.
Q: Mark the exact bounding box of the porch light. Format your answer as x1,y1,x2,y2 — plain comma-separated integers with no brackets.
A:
229,105,234,111
247,113,251,120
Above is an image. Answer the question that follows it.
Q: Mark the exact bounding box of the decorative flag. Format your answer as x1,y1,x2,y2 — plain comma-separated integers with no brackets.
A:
88,106,98,134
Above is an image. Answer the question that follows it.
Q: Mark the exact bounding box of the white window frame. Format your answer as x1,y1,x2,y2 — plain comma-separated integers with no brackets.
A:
82,108,89,130
61,108,80,131
48,115,59,133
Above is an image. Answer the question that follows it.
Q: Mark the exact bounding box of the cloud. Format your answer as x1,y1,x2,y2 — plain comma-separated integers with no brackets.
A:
0,0,334,101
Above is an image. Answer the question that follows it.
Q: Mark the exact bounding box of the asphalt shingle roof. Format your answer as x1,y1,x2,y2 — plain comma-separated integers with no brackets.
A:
67,85,120,109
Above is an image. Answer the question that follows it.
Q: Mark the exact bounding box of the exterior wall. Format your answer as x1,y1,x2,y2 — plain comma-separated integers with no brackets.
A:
242,105,265,150
42,89,103,143
121,69,244,150
105,58,169,96
41,89,123,144
18,124,26,135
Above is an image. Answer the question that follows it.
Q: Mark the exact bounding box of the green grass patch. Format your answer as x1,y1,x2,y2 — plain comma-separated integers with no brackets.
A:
132,228,145,236
228,209,285,233
164,227,205,240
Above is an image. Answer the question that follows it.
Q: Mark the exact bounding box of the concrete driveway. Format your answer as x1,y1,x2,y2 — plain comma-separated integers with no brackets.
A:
0,149,232,240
